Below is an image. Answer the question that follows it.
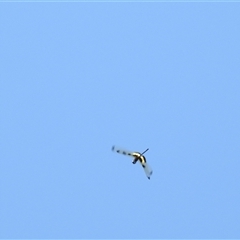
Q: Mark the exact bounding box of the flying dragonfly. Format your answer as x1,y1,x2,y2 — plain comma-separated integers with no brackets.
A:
112,145,153,179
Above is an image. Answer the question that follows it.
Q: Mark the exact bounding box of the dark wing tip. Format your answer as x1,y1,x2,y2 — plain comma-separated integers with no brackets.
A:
112,145,115,151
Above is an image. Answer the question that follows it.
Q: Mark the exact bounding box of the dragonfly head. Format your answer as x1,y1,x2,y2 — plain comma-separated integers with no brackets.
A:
132,157,139,164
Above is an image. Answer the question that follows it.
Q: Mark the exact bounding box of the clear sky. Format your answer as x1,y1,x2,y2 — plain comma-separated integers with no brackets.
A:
1,2,240,239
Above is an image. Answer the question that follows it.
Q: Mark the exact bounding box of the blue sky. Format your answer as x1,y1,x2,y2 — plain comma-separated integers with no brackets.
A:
1,3,240,239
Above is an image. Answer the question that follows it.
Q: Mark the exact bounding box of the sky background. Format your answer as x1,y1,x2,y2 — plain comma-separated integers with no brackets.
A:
1,2,240,239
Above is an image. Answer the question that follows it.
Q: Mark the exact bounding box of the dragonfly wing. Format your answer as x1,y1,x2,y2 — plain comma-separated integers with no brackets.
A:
112,145,134,157
140,162,153,179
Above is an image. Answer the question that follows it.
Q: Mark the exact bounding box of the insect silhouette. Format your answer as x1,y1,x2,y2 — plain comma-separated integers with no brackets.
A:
112,145,153,179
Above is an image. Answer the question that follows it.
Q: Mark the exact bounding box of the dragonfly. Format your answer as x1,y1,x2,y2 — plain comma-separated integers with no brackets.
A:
112,145,153,179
